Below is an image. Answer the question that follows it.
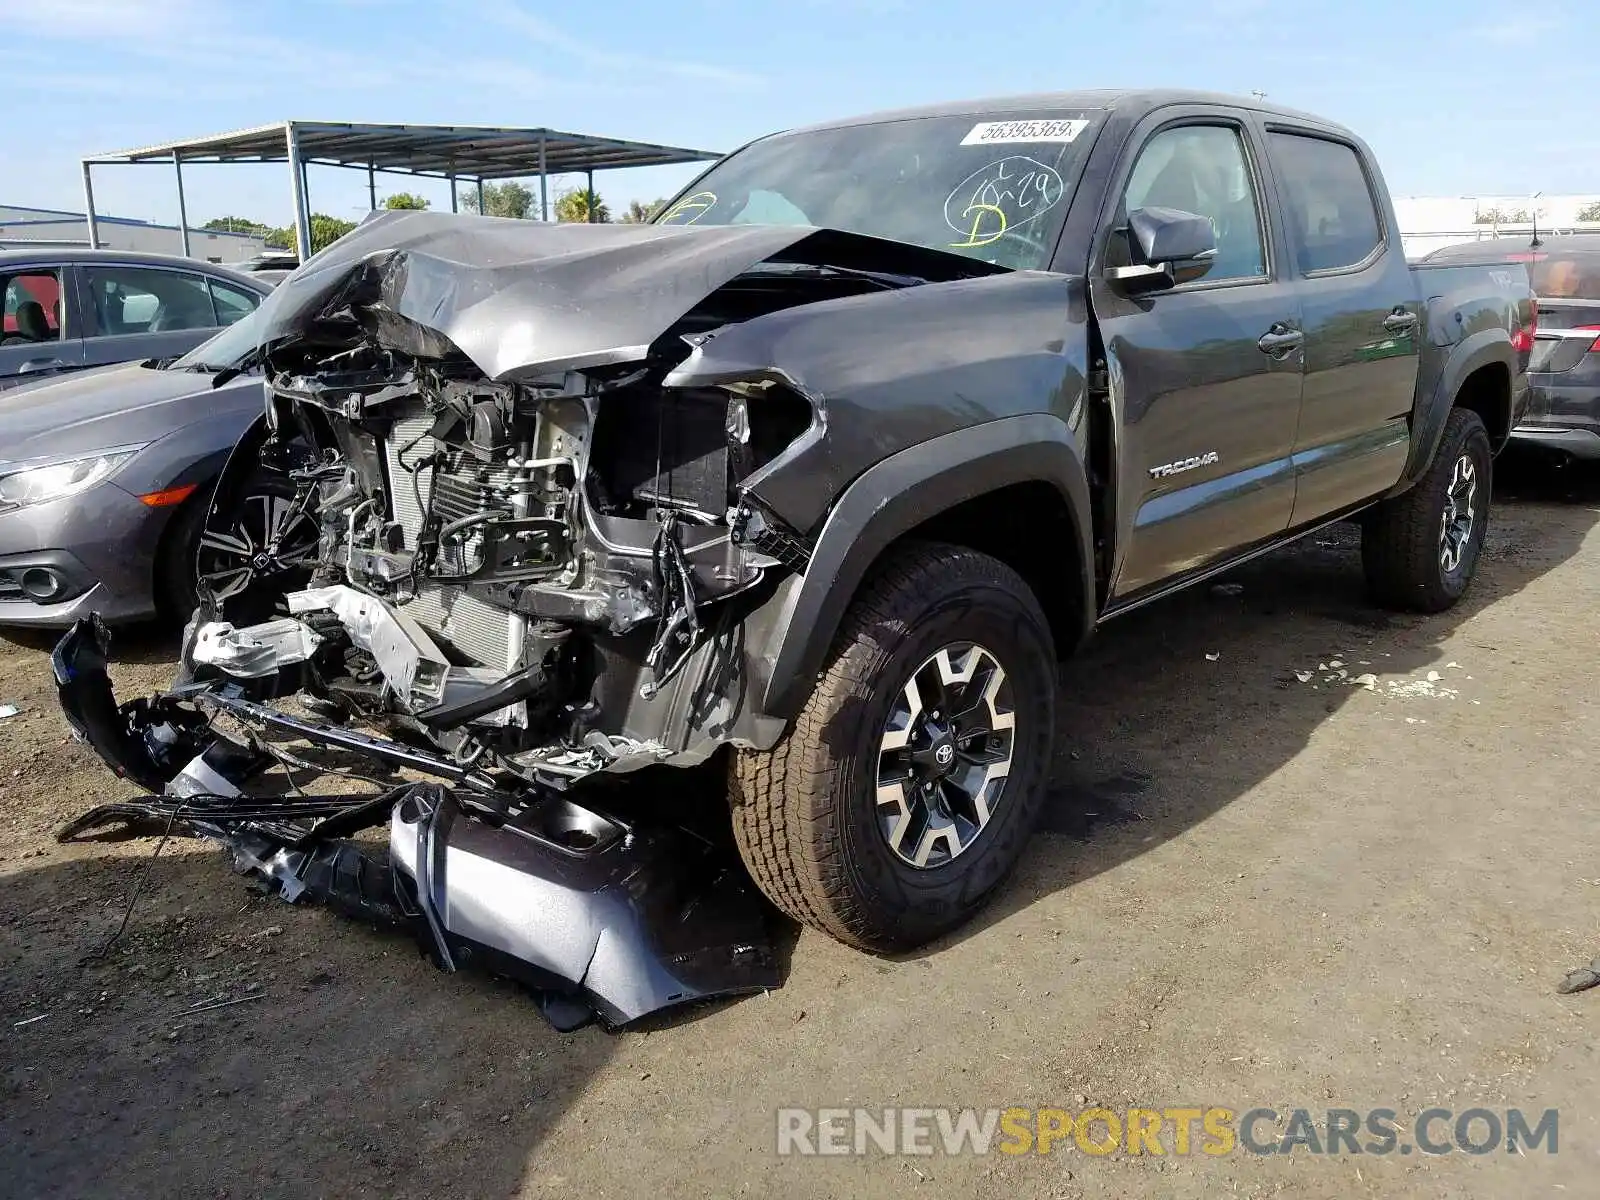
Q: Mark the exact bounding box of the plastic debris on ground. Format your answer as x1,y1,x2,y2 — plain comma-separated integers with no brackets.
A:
0,704,18,720
1290,658,1465,700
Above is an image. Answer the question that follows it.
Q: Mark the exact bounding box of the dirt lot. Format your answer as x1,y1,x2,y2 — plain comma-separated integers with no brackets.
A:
4,454,1600,1199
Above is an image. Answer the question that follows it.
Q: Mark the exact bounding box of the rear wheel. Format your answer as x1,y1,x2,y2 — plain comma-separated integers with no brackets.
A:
1362,407,1492,612
729,542,1056,953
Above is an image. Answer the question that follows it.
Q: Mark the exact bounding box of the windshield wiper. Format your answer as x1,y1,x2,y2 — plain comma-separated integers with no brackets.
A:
212,346,264,388
751,261,927,290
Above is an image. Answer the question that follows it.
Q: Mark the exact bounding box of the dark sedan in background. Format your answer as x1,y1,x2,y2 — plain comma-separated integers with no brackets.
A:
0,249,272,392
1423,233,1600,458
0,313,317,626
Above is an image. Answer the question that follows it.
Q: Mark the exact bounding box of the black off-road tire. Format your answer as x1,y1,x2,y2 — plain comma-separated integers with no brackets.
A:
729,542,1056,954
1362,407,1493,613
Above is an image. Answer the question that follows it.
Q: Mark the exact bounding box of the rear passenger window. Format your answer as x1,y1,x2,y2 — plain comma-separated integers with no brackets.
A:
208,279,261,327
1532,253,1600,300
83,266,217,337
1269,133,1383,273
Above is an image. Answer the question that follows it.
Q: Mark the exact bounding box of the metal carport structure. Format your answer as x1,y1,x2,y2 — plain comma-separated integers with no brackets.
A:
81,121,723,261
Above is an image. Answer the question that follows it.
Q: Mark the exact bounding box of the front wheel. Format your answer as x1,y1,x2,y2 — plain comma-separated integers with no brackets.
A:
160,476,319,623
729,542,1056,953
1362,407,1493,613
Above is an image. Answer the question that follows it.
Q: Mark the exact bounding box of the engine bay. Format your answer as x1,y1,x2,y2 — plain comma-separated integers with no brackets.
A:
185,245,929,788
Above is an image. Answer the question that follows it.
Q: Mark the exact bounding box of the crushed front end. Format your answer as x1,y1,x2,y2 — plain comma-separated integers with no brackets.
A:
51,212,1002,1025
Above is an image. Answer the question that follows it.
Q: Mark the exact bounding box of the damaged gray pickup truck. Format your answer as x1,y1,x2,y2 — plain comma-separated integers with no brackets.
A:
54,90,1533,1028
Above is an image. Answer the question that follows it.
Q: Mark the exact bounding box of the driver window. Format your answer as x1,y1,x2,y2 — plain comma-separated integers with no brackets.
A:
1119,124,1266,283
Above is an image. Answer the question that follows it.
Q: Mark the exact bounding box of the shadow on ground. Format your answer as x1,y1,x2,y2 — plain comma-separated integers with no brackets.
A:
1,620,179,667
1,452,1594,1198
940,448,1600,949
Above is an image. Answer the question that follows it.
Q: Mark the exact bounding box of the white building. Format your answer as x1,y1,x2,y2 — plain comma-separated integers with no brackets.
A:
0,204,267,263
1396,194,1600,257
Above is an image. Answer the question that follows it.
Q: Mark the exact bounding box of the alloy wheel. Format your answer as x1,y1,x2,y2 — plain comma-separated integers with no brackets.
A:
196,489,319,601
1439,453,1477,574
876,642,1016,869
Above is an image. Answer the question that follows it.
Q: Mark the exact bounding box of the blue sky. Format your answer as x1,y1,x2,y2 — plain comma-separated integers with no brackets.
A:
2,0,1588,229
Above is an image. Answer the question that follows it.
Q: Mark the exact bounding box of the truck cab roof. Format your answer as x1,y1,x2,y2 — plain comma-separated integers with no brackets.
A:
784,88,1352,138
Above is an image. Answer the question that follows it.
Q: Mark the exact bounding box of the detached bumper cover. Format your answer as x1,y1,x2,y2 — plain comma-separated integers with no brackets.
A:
52,617,781,1029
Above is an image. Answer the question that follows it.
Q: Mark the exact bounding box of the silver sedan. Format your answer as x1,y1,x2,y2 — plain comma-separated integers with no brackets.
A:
0,317,317,626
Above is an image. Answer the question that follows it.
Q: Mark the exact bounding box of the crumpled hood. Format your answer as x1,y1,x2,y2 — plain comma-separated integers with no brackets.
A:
0,360,262,466
252,210,997,381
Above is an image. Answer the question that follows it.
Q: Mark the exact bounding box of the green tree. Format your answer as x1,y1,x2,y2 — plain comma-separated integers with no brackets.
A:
309,214,356,251
1474,206,1530,225
555,187,609,224
459,180,536,219
1579,201,1600,223
382,192,430,210
281,213,357,254
203,216,271,237
201,215,294,250
619,198,667,224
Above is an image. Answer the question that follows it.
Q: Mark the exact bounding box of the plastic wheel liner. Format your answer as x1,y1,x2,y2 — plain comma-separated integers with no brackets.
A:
52,615,779,1031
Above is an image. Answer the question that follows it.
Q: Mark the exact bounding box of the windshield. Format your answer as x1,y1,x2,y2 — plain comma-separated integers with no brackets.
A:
167,306,265,373
655,111,1102,271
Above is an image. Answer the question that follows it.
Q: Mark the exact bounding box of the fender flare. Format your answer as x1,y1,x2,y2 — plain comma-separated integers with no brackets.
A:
1392,330,1515,495
756,413,1095,721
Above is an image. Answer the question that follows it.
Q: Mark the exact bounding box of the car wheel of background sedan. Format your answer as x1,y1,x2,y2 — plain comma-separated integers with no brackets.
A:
1362,407,1493,613
728,541,1056,954
160,477,319,622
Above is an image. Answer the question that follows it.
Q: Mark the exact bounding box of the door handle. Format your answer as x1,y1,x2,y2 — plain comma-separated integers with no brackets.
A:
1257,324,1304,358
1382,309,1418,334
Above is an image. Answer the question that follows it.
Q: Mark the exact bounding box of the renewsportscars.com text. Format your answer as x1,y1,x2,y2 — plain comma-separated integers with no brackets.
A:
775,1106,1559,1158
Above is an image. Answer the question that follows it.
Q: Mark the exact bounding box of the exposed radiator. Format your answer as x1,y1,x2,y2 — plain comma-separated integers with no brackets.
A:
404,585,514,669
386,410,523,550
382,407,520,669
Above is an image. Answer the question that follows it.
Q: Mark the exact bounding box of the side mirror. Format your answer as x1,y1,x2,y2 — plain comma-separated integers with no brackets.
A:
1108,206,1219,292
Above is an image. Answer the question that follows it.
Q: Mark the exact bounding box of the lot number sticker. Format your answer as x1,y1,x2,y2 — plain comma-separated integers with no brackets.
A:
960,119,1090,146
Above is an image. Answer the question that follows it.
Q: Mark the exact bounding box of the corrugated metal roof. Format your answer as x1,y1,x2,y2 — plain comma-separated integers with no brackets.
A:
85,121,721,179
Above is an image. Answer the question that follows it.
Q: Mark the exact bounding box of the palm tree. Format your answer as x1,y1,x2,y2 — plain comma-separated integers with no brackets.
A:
555,187,610,224
621,198,666,224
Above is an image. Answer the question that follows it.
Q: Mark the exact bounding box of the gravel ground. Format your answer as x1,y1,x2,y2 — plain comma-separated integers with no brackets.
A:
4,453,1600,1199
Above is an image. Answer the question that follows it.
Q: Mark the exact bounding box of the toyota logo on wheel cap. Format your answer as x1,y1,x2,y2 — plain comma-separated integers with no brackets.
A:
934,743,955,766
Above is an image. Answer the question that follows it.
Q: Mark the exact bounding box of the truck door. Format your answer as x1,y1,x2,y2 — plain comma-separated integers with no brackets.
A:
1086,109,1304,600
1264,129,1420,525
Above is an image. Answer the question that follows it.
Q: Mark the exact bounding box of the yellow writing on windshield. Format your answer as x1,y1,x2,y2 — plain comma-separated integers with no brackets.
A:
949,203,1008,249
658,191,718,224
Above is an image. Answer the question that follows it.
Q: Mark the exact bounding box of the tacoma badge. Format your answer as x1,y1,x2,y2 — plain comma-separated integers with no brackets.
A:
1149,451,1220,479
